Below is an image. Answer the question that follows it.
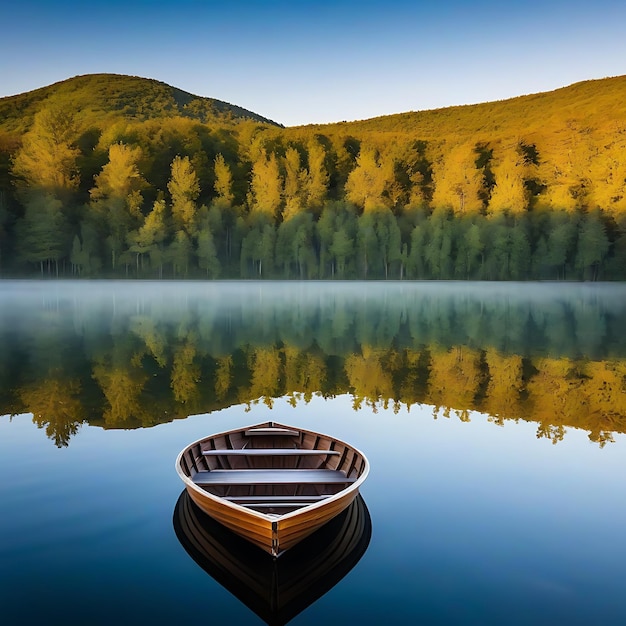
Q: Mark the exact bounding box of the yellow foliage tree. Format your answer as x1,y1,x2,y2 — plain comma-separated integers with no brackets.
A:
249,149,282,217
431,143,484,214
487,147,530,215
344,146,394,211
12,103,80,197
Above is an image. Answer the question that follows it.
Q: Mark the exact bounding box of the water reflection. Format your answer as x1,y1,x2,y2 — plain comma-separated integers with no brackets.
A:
1,281,625,447
173,491,372,625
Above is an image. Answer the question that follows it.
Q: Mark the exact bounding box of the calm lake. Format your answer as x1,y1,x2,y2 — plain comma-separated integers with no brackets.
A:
1,280,626,625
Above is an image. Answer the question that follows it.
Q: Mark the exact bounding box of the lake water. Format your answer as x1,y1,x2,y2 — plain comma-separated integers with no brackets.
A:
1,280,626,625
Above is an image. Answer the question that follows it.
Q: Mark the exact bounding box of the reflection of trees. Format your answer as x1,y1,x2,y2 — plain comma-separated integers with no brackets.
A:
19,374,84,447
247,347,282,407
345,348,396,411
482,350,524,420
3,284,626,447
428,347,482,411
171,338,201,405
92,362,149,427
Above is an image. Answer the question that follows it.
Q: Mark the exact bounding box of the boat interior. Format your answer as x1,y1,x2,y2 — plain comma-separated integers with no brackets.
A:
179,423,366,515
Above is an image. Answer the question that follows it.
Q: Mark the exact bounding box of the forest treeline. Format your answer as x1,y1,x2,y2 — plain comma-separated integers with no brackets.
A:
2,283,625,447
1,74,626,279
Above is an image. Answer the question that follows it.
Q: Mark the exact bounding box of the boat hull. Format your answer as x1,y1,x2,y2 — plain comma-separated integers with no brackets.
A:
175,421,369,556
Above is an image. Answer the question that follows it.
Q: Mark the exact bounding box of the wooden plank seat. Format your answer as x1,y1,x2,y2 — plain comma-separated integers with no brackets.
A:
224,494,330,504
240,502,323,509
202,448,340,456
244,427,299,436
192,468,355,486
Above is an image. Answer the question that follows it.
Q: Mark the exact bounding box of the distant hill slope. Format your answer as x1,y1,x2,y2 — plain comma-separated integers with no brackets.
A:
300,75,626,141
0,73,280,133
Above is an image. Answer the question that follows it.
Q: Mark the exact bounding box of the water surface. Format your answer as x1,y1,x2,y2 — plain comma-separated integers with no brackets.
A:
1,281,625,625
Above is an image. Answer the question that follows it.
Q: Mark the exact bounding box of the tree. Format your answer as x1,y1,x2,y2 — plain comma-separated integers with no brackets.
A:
344,146,393,211
356,211,379,277
330,227,354,278
488,147,529,215
305,138,329,209
423,206,453,278
0,191,9,275
540,212,578,279
169,155,200,235
431,143,484,214
373,208,403,278
240,214,275,277
196,221,220,278
127,197,168,276
282,146,307,220
16,192,69,275
575,212,610,280
407,222,428,279
276,211,316,278
248,149,282,217
462,220,485,279
168,230,192,277
213,153,234,206
12,103,80,197
588,141,626,217
90,143,145,270
316,201,350,278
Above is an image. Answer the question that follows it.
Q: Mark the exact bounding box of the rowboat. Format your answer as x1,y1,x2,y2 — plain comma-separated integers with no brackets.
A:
175,421,369,557
173,490,371,625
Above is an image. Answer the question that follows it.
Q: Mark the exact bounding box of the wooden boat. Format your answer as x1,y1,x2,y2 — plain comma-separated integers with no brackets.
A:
173,490,371,625
175,421,369,557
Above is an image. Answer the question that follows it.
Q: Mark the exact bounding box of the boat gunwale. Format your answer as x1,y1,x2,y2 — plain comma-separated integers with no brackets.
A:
175,421,369,523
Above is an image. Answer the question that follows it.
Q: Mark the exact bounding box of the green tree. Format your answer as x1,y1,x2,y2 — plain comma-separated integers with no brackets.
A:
424,206,453,278
541,212,579,279
356,212,380,277
196,219,221,278
16,192,69,275
407,222,428,278
276,211,316,278
127,197,169,276
0,192,9,275
330,227,354,278
575,212,610,280
240,214,276,277
168,230,192,277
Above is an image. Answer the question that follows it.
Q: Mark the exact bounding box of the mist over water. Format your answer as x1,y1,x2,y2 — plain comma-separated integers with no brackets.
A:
2,279,625,356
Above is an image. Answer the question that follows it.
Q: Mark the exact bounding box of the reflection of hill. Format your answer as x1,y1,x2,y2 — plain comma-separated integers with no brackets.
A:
1,282,625,446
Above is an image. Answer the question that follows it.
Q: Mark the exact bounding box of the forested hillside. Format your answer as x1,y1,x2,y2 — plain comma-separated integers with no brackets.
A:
1,73,625,279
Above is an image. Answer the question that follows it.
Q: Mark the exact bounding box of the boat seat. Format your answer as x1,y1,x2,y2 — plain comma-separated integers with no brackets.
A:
243,502,320,510
223,494,330,503
202,448,340,456
192,468,355,486
244,427,299,436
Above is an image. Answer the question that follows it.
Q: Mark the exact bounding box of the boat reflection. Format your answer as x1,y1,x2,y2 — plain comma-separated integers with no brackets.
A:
173,490,372,625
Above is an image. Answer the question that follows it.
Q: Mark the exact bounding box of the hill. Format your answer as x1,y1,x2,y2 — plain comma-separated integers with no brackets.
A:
0,73,625,281
300,74,626,140
0,73,280,134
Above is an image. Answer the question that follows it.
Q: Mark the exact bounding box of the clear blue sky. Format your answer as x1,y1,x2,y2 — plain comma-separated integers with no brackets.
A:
1,0,625,126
